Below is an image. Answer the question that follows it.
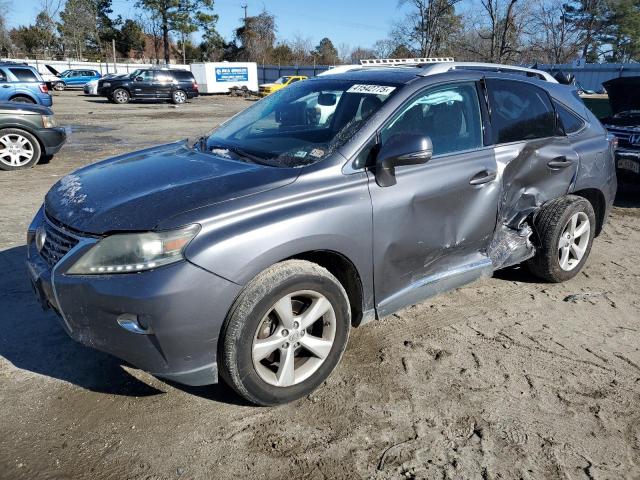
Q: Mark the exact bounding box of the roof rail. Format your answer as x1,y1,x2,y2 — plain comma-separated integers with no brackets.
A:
360,57,454,66
418,62,557,83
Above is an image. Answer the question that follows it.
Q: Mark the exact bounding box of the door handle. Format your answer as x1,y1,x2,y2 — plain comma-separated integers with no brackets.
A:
1,85,10,88
469,170,497,185
547,156,573,169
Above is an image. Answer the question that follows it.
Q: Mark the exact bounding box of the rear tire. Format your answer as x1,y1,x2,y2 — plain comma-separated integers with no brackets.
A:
112,88,130,104
171,89,187,104
10,96,36,104
53,82,65,91
0,128,41,171
528,195,596,283
219,260,351,406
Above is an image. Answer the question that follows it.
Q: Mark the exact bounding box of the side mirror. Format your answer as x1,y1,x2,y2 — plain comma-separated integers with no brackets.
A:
135,76,144,82
375,133,433,187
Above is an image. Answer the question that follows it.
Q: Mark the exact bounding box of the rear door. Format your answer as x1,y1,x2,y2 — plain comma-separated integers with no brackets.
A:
485,79,580,227
368,81,500,315
153,71,174,98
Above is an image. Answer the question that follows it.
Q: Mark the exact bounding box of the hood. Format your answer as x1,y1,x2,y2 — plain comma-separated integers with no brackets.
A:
603,77,640,115
0,102,52,116
45,64,60,76
45,142,300,235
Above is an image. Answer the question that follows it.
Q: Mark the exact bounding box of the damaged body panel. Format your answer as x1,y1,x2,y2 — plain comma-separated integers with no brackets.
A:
26,66,615,400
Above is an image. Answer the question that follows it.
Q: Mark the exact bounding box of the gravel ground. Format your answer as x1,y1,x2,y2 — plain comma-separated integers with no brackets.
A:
1,91,639,480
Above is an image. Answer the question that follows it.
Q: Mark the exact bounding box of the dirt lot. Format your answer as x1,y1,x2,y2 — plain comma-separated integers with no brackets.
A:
1,91,639,480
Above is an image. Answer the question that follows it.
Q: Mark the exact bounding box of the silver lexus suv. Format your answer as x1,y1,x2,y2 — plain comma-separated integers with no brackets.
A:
27,61,616,405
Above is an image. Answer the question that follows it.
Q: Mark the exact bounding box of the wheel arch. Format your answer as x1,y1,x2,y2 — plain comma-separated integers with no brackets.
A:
8,93,37,103
572,188,606,236
286,250,365,327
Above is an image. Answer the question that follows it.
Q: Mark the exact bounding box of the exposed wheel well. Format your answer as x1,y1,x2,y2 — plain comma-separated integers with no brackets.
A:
288,250,365,327
9,95,36,103
572,188,606,236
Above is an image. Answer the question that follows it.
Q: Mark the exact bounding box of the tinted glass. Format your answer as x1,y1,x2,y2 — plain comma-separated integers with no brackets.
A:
381,82,483,156
555,101,584,134
172,70,194,81
9,68,38,82
487,79,555,143
0,69,6,82
139,70,154,81
155,72,173,82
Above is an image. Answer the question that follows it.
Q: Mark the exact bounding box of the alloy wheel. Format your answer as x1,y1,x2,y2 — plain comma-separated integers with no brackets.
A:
252,290,337,387
0,133,35,167
174,91,186,103
558,211,590,271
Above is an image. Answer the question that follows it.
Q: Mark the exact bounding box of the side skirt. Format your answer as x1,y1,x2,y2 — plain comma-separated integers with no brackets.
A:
376,257,494,318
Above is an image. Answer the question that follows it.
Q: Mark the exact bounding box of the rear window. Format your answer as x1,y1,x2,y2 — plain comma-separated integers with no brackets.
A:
172,70,194,81
8,67,39,82
555,101,585,134
487,79,556,143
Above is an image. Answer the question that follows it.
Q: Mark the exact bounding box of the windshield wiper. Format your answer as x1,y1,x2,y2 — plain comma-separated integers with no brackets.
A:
206,142,270,166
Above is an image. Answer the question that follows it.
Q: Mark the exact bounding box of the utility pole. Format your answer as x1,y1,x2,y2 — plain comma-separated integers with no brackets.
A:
181,31,186,65
241,3,248,19
112,39,117,73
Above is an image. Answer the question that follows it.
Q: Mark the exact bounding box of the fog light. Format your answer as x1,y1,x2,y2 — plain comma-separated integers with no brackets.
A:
117,314,152,334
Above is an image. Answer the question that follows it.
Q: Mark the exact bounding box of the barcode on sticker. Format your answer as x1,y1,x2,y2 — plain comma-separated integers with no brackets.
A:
347,84,396,95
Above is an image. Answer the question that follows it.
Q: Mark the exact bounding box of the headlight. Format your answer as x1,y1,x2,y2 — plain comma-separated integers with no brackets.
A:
42,115,57,128
102,82,111,87
67,225,200,275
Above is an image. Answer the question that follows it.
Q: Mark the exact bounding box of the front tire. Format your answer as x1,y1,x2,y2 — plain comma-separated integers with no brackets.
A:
0,128,41,170
53,82,65,91
112,88,130,104
219,260,351,406
528,195,596,282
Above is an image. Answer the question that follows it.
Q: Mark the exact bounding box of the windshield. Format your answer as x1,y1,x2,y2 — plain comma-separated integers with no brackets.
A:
203,79,399,167
274,76,290,85
61,71,73,78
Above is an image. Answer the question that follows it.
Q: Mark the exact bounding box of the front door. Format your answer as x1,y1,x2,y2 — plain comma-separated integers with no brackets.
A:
132,70,155,98
368,81,500,315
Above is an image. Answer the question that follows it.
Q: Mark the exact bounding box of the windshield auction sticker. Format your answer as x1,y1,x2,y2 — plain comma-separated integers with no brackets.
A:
347,84,396,95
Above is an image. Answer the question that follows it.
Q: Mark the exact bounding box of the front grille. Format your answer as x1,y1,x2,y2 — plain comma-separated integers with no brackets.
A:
605,126,640,149
40,220,80,268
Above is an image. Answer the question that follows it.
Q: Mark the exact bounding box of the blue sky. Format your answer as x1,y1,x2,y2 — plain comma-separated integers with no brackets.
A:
4,0,414,49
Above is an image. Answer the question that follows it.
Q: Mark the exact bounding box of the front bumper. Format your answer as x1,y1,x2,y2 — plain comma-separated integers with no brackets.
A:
26,211,242,386
38,127,67,155
615,149,640,183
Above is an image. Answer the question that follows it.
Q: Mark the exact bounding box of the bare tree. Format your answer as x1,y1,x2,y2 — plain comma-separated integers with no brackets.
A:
395,0,463,57
462,0,527,62
525,0,580,63
139,12,164,62
287,33,313,64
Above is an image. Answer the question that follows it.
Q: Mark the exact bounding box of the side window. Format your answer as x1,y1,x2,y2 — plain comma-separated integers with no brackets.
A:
8,68,38,82
155,72,173,82
487,79,556,143
140,70,154,81
380,82,483,156
288,77,301,84
555,101,585,134
0,69,7,82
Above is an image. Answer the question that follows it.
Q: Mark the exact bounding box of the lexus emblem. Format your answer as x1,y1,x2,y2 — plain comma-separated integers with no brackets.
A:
35,226,47,252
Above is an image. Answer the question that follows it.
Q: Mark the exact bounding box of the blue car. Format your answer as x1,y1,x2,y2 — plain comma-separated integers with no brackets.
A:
0,62,52,107
52,69,101,91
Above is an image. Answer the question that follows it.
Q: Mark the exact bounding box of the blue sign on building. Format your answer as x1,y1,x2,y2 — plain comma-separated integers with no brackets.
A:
215,67,249,82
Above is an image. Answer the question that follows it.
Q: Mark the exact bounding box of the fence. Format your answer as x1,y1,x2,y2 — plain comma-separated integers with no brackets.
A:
537,63,640,92
257,65,332,84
